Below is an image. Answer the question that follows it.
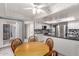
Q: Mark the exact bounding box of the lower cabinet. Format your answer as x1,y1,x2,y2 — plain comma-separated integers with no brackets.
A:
53,37,79,56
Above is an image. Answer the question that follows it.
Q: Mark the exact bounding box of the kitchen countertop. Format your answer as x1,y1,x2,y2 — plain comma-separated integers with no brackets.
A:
45,34,79,41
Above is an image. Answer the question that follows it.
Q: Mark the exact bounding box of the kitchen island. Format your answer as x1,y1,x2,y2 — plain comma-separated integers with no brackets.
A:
36,34,79,56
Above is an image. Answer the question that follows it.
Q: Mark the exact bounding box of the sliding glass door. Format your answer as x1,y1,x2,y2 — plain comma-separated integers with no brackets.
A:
0,19,25,47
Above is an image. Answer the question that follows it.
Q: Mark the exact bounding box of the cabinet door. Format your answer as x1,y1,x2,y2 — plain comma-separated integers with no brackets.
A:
75,45,79,56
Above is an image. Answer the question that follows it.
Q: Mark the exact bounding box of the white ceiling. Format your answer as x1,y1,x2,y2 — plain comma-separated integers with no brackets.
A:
0,3,55,21
42,3,79,24
0,3,79,22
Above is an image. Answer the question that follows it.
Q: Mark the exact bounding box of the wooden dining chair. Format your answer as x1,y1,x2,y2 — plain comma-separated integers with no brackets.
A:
45,38,58,56
11,38,23,53
28,36,39,42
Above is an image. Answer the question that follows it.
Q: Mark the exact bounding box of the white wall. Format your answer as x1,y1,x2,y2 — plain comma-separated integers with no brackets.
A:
24,21,34,39
0,21,3,47
27,23,34,38
15,21,23,39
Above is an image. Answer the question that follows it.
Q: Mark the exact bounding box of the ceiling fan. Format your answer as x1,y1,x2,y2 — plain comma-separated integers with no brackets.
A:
24,3,46,15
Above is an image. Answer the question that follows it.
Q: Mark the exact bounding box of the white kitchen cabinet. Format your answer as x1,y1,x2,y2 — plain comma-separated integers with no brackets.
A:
52,37,79,56
74,45,79,56
36,34,79,56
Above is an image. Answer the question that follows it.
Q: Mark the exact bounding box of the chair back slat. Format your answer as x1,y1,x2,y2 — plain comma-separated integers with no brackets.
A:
45,38,54,56
28,36,39,42
11,38,23,53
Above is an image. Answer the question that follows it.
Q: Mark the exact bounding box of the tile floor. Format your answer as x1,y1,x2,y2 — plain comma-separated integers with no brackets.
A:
0,46,14,56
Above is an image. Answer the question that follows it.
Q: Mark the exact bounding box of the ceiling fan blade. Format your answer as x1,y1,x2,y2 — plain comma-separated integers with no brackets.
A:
37,9,45,14
37,5,46,8
24,8,32,10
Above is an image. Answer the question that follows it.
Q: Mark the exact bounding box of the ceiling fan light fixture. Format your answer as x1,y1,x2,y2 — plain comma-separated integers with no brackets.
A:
33,8,36,14
23,3,45,15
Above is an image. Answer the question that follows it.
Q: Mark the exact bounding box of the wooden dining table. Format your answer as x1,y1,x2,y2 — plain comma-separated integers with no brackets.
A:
14,42,49,56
